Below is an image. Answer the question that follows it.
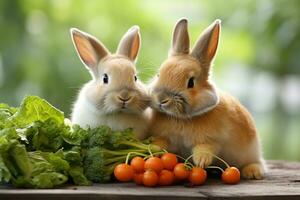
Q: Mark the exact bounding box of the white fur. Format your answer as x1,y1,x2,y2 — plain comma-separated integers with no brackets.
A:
70,26,149,140
71,83,149,139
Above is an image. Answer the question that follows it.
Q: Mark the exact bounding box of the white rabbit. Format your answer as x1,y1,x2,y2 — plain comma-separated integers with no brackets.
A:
70,26,149,139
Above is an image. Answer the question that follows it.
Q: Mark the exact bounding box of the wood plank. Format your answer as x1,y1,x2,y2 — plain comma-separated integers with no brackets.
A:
0,160,299,200
0,184,207,200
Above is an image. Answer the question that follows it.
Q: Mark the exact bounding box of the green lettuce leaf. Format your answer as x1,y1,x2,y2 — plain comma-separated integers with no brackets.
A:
9,96,64,128
0,128,20,153
61,124,87,146
0,155,11,182
31,172,68,189
21,119,70,152
0,103,17,129
68,166,91,186
9,144,32,178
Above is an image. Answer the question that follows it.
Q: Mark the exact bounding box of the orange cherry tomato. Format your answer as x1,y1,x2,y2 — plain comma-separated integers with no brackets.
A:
114,163,134,182
161,153,178,170
158,170,175,186
133,173,144,185
143,170,158,187
173,163,190,180
130,156,145,173
144,157,164,173
188,167,207,186
222,167,240,184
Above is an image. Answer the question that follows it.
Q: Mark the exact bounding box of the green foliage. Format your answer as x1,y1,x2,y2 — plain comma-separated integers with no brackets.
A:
0,155,10,182
0,95,161,188
0,104,17,129
0,96,88,188
10,96,64,127
83,147,112,183
81,126,160,183
68,166,91,186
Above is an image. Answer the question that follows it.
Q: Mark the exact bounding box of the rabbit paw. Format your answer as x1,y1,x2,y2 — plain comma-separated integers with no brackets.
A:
192,152,213,168
152,138,169,150
242,163,265,179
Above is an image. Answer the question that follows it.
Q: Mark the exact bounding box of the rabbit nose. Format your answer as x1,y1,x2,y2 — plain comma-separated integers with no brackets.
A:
117,90,132,103
118,96,131,103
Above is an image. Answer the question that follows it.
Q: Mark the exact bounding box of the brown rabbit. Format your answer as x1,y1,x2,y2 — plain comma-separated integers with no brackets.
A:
149,19,266,179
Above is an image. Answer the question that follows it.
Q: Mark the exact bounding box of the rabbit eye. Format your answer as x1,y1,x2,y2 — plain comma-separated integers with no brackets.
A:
134,75,137,81
187,77,194,88
103,73,109,84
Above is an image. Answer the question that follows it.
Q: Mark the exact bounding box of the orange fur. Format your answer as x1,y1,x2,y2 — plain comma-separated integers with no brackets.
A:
148,19,266,179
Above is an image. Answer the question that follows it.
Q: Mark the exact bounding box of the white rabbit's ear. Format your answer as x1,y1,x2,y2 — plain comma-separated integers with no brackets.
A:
117,26,141,62
70,28,110,76
171,18,190,55
191,19,221,67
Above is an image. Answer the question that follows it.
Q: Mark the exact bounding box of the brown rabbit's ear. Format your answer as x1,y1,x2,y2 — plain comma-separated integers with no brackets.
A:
191,19,221,70
116,26,141,62
171,18,190,55
71,28,110,77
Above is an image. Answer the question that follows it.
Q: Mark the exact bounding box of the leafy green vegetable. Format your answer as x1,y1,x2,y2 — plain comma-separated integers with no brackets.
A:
0,128,20,153
0,103,17,129
0,103,17,114
81,128,161,183
83,147,113,182
22,119,68,152
0,95,160,188
30,172,68,189
0,155,11,182
68,166,91,186
61,124,87,146
82,126,112,148
9,96,64,127
10,144,32,178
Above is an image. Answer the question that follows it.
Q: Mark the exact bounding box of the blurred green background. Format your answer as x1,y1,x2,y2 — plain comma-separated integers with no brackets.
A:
0,0,299,161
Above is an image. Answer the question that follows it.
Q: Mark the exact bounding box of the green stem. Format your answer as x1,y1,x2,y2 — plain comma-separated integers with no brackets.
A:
185,151,230,168
119,149,146,153
175,154,193,166
102,149,141,156
206,166,224,172
120,141,149,150
148,144,153,157
143,151,164,160
103,149,145,156
120,141,162,153
104,155,127,165
101,149,125,156
130,152,148,158
125,152,131,164
125,152,148,164
184,162,194,170
185,154,194,165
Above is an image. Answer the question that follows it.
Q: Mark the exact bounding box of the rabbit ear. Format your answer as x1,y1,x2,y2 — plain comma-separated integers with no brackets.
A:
191,19,221,69
70,28,110,76
117,26,141,62
171,18,190,55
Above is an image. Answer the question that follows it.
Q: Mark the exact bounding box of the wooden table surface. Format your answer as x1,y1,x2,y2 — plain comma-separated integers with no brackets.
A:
1,160,300,200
